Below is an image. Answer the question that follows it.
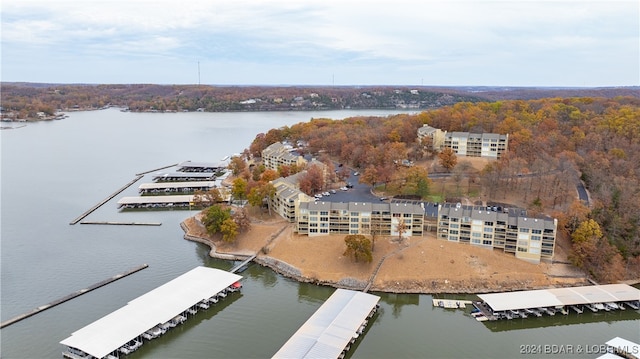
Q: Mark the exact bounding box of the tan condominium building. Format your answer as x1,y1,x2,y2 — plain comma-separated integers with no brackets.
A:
437,203,556,263
417,125,509,159
261,142,307,171
297,201,425,238
269,177,314,222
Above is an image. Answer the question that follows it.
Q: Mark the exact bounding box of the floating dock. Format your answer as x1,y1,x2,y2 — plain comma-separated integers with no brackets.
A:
0,264,148,329
117,195,195,209
79,221,162,226
138,181,217,195
70,175,144,224
152,172,216,182
60,266,242,359
272,289,380,359
432,299,473,309
176,160,228,173
473,284,640,321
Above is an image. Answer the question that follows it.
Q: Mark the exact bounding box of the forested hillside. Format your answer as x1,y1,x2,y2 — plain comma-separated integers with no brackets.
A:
2,82,638,121
249,97,640,282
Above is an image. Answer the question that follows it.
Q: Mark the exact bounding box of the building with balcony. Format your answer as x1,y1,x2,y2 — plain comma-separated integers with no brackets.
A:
261,142,307,171
436,203,556,263
417,125,509,159
297,201,425,238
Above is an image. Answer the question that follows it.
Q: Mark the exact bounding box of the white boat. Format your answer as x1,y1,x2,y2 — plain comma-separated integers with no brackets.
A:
218,291,227,298
594,303,605,311
199,301,210,309
605,302,619,310
208,296,219,304
142,325,165,340
187,307,198,315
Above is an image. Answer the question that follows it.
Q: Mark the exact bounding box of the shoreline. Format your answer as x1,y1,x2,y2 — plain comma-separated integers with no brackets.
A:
180,216,589,295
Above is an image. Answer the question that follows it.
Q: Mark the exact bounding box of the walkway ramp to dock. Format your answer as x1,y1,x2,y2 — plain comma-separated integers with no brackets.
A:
60,267,241,359
273,289,380,359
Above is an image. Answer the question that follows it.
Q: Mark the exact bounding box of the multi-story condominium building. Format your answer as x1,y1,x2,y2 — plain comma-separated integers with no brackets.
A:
261,142,307,171
297,201,425,238
417,125,446,150
443,132,508,159
269,177,314,222
417,125,509,159
436,203,556,263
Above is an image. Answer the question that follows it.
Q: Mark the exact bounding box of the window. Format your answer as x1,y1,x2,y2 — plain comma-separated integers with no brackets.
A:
310,211,318,215
531,235,541,241
532,229,542,234
351,212,359,217
320,217,328,222
517,247,528,252
450,223,459,229
484,227,493,233
320,211,328,216
484,221,493,226
483,233,492,239
482,240,492,245
450,230,459,235
472,232,481,238
472,238,481,244
351,218,359,222
350,223,359,228
310,216,318,222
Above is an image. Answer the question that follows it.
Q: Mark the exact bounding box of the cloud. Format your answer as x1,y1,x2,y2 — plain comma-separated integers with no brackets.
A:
1,0,638,85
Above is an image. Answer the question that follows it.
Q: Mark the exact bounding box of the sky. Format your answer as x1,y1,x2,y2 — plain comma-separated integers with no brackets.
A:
1,0,638,86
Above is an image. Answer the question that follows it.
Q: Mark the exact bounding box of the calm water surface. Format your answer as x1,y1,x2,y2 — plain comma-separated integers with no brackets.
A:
1,108,638,359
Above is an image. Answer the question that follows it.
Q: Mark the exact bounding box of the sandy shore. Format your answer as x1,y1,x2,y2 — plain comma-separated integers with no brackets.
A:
181,212,588,294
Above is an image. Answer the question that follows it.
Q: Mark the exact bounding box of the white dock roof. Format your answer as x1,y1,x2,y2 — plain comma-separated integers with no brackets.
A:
478,284,640,311
117,195,194,205
605,337,639,358
272,289,380,359
138,181,217,190
60,267,241,359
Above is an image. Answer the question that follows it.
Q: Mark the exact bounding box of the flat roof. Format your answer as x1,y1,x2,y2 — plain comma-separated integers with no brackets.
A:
605,337,639,356
272,289,380,359
478,284,640,312
153,172,216,179
177,161,227,169
61,267,241,359
117,195,194,205
138,181,217,190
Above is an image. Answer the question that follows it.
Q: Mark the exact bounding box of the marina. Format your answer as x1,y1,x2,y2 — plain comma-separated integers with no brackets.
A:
152,172,217,182
472,284,640,322
138,181,217,195
60,267,242,359
432,298,473,309
272,289,380,359
599,337,640,359
176,160,228,173
117,195,195,209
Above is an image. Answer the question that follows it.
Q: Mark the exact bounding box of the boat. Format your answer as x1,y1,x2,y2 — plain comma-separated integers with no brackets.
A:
543,307,556,316
208,296,219,304
142,325,165,340
170,314,186,326
625,301,639,310
604,302,619,310
199,301,210,309
228,281,243,292
571,305,583,314
594,303,605,311
585,304,598,312
218,291,227,298
120,339,142,354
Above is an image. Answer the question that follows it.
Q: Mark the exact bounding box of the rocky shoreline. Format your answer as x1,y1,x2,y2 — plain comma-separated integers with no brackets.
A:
180,217,589,294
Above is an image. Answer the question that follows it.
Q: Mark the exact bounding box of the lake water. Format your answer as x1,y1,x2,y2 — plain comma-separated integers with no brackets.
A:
1,108,638,359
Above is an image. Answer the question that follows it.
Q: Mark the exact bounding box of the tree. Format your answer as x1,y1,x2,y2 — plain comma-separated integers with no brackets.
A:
220,218,239,242
232,177,247,200
438,147,458,172
248,182,276,214
192,188,223,208
202,204,231,236
343,235,373,263
569,219,601,268
228,156,247,176
395,218,408,243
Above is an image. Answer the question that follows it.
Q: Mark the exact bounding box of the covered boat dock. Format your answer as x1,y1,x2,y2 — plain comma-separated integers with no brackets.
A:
474,284,640,321
176,160,227,173
117,195,195,209
152,172,216,182
138,181,217,195
61,267,242,359
272,289,380,359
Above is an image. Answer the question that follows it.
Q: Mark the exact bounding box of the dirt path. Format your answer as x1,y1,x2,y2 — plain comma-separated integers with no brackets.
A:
181,213,588,294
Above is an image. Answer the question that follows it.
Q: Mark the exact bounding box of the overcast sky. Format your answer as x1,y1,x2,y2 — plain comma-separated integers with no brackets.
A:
2,0,638,86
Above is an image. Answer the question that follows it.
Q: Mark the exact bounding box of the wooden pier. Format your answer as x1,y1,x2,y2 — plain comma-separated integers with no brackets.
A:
432,299,473,309
69,175,144,225
0,264,148,329
80,221,162,226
